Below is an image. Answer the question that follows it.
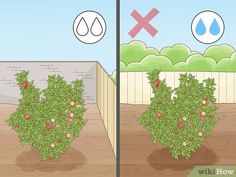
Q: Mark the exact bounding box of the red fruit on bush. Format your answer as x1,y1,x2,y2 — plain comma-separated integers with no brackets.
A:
154,80,160,87
22,81,29,89
46,123,53,130
200,111,206,117
24,114,30,120
68,112,74,118
156,112,161,118
201,99,207,105
178,121,184,128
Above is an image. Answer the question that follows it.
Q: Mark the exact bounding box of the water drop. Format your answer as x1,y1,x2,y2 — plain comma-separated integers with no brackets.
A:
210,19,220,35
195,18,206,35
76,17,89,36
91,17,103,36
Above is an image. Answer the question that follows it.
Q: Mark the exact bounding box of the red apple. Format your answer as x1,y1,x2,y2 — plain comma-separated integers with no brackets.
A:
46,123,53,130
154,80,160,88
156,112,161,119
178,121,184,128
68,112,74,118
24,114,30,120
22,81,29,89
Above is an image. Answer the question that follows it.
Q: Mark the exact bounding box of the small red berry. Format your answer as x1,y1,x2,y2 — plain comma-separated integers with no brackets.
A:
24,114,30,120
156,112,161,119
68,112,74,118
22,81,29,89
154,80,160,87
178,121,184,128
46,123,53,130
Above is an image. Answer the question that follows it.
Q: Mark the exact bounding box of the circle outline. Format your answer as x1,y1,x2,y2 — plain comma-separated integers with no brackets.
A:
191,10,225,44
73,10,107,44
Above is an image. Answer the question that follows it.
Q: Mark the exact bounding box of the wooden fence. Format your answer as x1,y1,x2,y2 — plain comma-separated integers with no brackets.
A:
121,72,236,104
96,63,116,156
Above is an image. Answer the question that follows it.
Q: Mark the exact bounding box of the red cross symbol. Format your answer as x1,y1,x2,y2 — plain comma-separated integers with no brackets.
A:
129,8,159,38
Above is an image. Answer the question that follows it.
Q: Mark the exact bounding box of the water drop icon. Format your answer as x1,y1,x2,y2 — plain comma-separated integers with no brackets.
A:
195,18,206,35
91,17,103,36
210,19,220,35
76,17,89,36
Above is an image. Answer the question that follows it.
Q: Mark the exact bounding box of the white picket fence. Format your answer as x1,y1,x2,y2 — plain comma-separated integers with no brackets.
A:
121,72,236,104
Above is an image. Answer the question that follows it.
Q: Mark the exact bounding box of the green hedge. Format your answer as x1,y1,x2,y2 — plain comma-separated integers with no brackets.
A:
120,41,236,72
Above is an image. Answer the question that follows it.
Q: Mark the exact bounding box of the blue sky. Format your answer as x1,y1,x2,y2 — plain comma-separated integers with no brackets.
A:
0,0,116,73
1,1,235,73
121,0,236,53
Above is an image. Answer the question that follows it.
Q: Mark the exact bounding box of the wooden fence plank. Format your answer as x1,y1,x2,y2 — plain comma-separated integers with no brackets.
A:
128,72,135,104
143,72,151,104
103,74,108,130
219,73,227,103
135,72,143,104
212,72,219,103
227,73,235,103
96,64,116,156
120,73,128,103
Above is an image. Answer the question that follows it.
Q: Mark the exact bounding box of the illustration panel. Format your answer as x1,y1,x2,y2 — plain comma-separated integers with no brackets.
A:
0,1,116,177
120,1,236,177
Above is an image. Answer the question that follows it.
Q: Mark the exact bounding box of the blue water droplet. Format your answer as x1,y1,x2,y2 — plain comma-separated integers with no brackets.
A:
195,18,206,35
210,19,220,35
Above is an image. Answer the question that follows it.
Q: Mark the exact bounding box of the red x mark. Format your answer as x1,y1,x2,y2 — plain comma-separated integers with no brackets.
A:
129,8,159,38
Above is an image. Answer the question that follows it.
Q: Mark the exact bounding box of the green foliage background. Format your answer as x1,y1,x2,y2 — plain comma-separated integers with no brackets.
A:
6,71,87,160
139,70,218,159
120,41,236,72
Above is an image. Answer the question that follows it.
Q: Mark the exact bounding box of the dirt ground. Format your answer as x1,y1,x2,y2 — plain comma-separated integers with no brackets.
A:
121,104,236,177
0,104,115,177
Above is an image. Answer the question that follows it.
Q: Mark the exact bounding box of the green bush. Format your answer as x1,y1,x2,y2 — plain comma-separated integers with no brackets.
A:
120,41,236,72
6,71,87,160
126,55,174,71
204,44,235,62
121,40,159,65
160,44,194,64
215,52,236,71
174,54,217,71
139,70,218,159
